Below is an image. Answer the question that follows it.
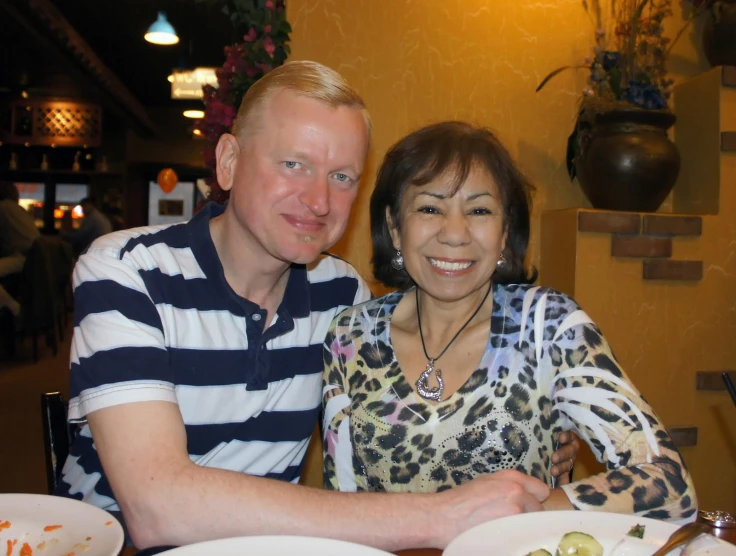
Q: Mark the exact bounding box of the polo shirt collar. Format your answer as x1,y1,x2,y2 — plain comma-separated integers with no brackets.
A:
187,201,225,281
187,201,311,319
281,263,309,319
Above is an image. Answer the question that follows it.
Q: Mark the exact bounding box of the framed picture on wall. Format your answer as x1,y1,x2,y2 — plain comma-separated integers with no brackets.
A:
158,199,185,217
148,181,195,226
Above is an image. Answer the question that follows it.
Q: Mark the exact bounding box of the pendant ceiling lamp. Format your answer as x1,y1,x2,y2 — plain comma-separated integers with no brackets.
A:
144,12,179,45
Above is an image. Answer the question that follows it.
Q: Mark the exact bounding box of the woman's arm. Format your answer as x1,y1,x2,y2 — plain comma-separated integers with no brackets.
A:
546,302,697,521
321,318,360,491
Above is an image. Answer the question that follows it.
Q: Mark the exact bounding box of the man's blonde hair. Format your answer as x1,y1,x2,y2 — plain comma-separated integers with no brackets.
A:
231,60,371,141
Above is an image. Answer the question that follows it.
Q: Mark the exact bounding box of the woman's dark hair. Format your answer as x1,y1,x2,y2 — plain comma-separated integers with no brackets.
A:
370,121,537,290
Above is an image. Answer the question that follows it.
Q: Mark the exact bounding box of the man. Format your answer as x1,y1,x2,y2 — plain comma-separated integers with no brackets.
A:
63,196,112,255
0,181,39,316
60,61,578,551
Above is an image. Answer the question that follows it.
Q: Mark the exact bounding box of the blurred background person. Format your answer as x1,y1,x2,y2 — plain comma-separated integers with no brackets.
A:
0,180,39,317
63,196,112,256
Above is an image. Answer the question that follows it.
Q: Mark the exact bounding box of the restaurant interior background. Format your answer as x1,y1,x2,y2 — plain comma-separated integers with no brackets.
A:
0,0,734,515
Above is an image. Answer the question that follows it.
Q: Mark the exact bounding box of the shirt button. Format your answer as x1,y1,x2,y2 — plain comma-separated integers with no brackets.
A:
252,314,262,322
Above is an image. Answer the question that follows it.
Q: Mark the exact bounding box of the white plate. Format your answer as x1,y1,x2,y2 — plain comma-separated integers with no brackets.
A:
160,535,393,555
443,511,736,556
0,493,124,556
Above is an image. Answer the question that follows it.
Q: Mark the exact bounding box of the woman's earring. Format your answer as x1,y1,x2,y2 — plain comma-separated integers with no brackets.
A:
497,253,507,268
391,250,405,271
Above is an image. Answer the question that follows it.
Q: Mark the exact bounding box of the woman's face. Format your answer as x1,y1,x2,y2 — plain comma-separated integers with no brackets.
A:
388,164,507,303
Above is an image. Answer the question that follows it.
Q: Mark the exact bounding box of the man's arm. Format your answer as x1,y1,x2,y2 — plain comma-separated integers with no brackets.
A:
89,401,549,551
77,248,549,551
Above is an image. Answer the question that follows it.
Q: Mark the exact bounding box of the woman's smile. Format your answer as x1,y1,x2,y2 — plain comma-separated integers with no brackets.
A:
426,257,475,274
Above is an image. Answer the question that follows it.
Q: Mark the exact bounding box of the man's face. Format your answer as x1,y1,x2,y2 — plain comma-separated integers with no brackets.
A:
81,202,93,216
218,89,369,266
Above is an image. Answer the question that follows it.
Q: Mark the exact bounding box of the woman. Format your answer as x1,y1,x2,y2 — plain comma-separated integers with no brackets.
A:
322,121,696,520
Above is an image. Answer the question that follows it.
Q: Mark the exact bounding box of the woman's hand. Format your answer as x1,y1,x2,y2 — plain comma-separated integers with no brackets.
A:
550,431,580,485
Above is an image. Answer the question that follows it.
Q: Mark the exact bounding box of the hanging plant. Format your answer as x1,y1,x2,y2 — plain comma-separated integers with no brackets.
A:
537,0,683,180
196,0,291,203
683,0,736,67
536,0,694,212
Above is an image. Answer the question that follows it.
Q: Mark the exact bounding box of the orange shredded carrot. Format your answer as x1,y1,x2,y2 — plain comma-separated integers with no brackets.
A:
19,542,33,556
6,539,13,556
104,521,112,526
0,521,10,530
43,524,62,532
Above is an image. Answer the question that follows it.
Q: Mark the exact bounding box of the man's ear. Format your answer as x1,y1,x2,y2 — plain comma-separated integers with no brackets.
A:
215,134,240,192
386,206,401,251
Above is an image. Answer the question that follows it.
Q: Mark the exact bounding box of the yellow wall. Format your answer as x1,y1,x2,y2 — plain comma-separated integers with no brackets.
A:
289,1,734,510
579,213,736,514
545,69,736,513
540,204,736,514
288,0,709,288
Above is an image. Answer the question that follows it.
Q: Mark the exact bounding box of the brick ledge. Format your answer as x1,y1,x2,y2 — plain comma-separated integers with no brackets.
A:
577,211,703,236
611,235,672,258
722,131,736,153
643,260,703,281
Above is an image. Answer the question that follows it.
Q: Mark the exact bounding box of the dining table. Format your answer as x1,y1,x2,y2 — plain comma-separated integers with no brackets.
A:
123,522,736,556
125,546,443,555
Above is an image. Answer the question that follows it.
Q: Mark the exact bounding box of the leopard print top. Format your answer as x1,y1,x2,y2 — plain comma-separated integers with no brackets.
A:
322,284,697,521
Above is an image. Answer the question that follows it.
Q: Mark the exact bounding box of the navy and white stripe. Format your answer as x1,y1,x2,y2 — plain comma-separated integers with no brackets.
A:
59,202,370,511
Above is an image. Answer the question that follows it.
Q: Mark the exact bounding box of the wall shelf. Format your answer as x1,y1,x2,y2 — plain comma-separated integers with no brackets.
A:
667,426,698,448
722,131,736,152
723,66,736,88
0,169,122,181
696,371,736,391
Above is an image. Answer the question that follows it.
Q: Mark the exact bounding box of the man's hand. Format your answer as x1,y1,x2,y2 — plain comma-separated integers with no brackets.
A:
434,469,549,548
550,431,581,485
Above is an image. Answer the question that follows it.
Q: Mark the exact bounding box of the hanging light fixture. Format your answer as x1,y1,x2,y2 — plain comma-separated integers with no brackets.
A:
144,12,179,45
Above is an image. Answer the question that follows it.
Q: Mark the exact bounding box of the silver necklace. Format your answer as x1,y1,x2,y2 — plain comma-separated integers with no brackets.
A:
415,283,493,402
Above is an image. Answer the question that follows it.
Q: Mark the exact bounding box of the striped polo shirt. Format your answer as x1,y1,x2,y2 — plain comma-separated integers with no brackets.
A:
58,202,370,511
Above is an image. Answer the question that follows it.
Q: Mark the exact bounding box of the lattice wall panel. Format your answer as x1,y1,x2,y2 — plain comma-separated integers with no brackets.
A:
1,99,102,147
36,105,101,141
